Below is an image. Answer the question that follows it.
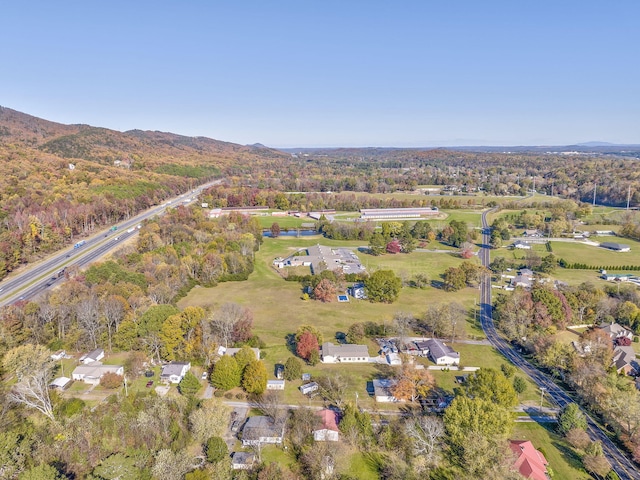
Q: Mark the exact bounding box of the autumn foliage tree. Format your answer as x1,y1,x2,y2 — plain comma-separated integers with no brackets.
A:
100,372,123,389
313,278,337,303
386,239,402,254
296,332,320,363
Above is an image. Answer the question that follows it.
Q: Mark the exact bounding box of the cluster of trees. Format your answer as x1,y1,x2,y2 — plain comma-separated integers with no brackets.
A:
210,346,268,395
442,261,488,292
495,280,640,465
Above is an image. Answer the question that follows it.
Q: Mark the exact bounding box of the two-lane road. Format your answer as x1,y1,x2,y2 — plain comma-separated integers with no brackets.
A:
479,210,640,480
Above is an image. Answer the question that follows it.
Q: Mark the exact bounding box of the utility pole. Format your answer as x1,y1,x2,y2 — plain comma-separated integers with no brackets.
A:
593,184,597,206
627,185,631,210
539,386,546,413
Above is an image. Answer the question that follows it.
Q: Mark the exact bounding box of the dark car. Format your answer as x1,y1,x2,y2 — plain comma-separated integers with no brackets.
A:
144,371,154,378
146,381,154,388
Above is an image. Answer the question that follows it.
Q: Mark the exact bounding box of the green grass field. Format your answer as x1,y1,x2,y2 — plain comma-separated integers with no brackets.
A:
550,237,640,268
512,422,590,479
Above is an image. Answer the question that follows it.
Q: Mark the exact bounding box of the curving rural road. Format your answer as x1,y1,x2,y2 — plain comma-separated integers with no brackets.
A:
479,210,640,480
0,179,223,308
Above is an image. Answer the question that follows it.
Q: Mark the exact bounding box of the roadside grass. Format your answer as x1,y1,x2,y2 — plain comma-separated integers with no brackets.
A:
512,422,590,480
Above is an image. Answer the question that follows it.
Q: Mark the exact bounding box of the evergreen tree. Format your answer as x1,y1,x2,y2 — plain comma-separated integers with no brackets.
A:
211,356,241,391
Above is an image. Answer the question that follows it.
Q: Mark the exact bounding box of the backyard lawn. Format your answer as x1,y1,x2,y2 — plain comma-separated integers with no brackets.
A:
512,422,591,479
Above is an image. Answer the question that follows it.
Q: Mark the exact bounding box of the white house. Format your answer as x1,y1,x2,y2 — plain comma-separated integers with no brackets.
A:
49,377,72,389
231,452,255,470
300,382,319,395
72,364,123,385
267,380,285,390
321,342,369,363
313,409,340,442
373,378,400,403
80,348,105,364
241,416,285,446
160,362,191,383
426,339,460,366
512,240,532,250
50,350,66,361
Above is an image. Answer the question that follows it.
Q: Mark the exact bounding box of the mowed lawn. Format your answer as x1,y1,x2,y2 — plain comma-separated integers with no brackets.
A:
179,235,485,346
550,237,640,268
512,422,591,479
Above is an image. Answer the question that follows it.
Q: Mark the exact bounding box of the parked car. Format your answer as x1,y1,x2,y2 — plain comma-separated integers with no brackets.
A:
144,371,154,378
201,371,208,380
146,381,154,388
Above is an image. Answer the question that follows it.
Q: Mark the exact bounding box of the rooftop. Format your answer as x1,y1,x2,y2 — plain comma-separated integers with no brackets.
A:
425,338,459,360
321,342,369,358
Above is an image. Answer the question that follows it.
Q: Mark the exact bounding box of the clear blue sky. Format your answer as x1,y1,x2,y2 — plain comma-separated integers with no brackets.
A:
2,1,639,147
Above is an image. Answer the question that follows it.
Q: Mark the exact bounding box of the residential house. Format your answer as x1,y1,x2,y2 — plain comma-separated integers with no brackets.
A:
49,377,72,390
321,342,369,363
266,380,285,390
231,452,255,470
372,378,400,403
160,362,191,383
414,340,430,356
600,242,631,252
512,240,532,250
50,350,66,361
425,339,460,365
523,229,543,238
612,346,638,376
510,274,533,289
241,416,285,446
80,348,104,365
348,283,367,299
313,409,340,441
72,364,123,385
509,440,550,480
599,322,634,342
300,382,319,395
218,346,260,360
519,268,535,277
386,353,402,365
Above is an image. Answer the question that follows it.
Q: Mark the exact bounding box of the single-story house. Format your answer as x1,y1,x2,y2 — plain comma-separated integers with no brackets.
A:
241,416,285,446
600,242,631,252
348,283,366,299
217,346,260,360
321,342,369,363
414,340,430,356
50,350,66,361
426,339,460,365
313,409,340,442
160,362,191,383
599,322,634,341
523,229,543,238
231,452,255,470
372,378,400,403
80,348,104,365
509,440,550,480
300,382,319,395
510,275,533,289
72,364,123,385
49,376,72,390
519,268,534,278
267,380,285,390
601,272,630,282
386,353,402,366
512,240,532,250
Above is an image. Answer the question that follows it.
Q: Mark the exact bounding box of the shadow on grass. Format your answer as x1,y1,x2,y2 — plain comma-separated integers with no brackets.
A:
536,420,587,473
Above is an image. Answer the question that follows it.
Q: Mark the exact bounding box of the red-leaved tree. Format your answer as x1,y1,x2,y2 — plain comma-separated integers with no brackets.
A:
296,331,319,361
313,278,336,303
386,239,402,254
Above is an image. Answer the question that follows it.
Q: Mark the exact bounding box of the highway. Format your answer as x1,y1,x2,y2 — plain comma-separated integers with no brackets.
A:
479,210,640,480
0,179,222,308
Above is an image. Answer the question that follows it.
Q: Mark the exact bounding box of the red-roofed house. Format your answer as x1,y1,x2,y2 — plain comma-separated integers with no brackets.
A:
313,409,340,442
509,440,550,480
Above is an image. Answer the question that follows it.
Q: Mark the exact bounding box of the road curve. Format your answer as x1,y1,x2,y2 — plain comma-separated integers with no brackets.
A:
479,209,640,480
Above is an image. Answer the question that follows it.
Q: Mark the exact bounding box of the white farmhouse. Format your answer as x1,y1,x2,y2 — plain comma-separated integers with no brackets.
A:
425,339,460,366
321,342,369,363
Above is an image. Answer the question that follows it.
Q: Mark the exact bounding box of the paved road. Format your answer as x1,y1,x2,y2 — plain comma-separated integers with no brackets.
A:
0,179,223,307
479,210,640,480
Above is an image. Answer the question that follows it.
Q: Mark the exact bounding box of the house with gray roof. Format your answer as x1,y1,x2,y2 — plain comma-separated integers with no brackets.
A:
241,416,285,446
80,348,104,364
321,342,370,363
599,322,634,341
160,362,191,383
425,339,460,365
613,346,638,376
72,364,123,385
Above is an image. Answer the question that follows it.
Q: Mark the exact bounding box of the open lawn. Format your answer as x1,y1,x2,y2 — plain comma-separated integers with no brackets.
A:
180,235,485,347
512,422,591,479
550,237,640,268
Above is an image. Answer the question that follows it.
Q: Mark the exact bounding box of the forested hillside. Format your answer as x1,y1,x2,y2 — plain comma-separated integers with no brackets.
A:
0,107,288,279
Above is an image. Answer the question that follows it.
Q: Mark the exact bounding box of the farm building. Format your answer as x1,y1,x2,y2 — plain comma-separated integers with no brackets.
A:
360,207,439,220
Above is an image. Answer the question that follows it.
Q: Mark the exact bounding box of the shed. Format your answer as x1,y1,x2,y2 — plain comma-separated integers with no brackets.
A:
267,380,285,390
300,382,319,395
